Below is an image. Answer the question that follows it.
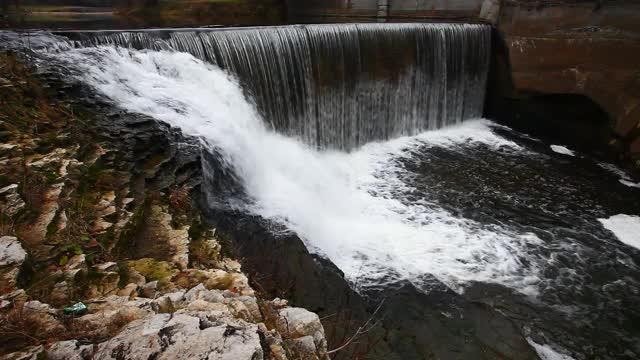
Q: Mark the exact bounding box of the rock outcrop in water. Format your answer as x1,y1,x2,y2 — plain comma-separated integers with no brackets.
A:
0,51,329,360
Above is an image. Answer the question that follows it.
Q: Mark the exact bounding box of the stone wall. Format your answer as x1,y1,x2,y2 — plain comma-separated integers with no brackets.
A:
495,0,640,170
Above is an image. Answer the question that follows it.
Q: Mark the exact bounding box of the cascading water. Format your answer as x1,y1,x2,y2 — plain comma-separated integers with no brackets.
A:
34,43,540,296
4,25,640,359
63,24,490,150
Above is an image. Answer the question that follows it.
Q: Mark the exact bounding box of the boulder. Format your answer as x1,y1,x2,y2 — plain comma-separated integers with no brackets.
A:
275,307,328,359
141,280,159,298
0,236,27,292
93,313,264,360
46,340,94,360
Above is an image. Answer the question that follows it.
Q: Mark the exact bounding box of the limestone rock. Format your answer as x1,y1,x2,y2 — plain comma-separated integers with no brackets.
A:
0,345,44,360
117,283,139,298
21,183,63,259
0,289,28,308
0,236,27,292
22,301,65,335
287,335,321,360
93,313,264,360
176,269,253,295
150,205,190,270
79,296,154,334
126,267,146,286
49,281,70,305
141,280,159,298
0,184,25,217
46,340,94,360
276,307,328,359
94,262,118,273
98,272,120,296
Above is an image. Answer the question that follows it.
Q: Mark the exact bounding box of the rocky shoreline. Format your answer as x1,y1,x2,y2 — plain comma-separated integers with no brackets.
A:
0,51,329,360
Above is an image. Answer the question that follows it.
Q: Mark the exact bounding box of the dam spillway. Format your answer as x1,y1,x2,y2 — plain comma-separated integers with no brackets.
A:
65,23,491,150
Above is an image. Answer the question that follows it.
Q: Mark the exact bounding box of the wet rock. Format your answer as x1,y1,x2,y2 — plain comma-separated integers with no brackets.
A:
0,236,27,292
0,184,25,217
46,340,94,360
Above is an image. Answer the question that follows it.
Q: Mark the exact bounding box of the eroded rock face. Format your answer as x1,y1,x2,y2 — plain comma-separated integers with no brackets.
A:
94,313,264,360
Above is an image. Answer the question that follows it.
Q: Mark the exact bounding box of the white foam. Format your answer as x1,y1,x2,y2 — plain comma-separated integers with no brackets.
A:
527,339,576,360
550,145,575,156
50,47,544,295
599,214,640,250
619,179,640,188
598,162,640,188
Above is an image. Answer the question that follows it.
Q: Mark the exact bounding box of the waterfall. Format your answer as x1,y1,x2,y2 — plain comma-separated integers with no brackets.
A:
64,23,491,150
10,26,541,297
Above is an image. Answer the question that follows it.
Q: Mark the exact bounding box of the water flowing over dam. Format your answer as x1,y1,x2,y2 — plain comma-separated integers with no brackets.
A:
65,23,490,150
3,22,639,359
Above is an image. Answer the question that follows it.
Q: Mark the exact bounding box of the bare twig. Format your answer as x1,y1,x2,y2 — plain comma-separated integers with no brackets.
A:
326,298,386,356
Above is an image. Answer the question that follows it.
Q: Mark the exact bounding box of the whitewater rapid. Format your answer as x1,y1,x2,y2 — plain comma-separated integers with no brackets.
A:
49,46,545,295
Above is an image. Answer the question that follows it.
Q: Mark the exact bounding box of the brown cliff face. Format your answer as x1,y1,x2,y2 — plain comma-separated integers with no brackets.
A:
496,0,640,170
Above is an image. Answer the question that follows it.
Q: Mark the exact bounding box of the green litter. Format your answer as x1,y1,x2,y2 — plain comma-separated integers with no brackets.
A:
63,302,87,315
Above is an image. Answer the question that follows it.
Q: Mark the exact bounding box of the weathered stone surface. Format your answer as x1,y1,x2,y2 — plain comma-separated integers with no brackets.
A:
20,183,63,259
46,340,93,360
94,262,118,273
93,313,264,360
149,205,190,270
0,236,27,292
0,345,44,360
21,300,65,335
141,280,159,298
49,281,70,305
0,184,25,217
276,307,328,359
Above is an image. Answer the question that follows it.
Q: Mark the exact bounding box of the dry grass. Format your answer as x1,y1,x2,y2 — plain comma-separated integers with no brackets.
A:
168,184,191,213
